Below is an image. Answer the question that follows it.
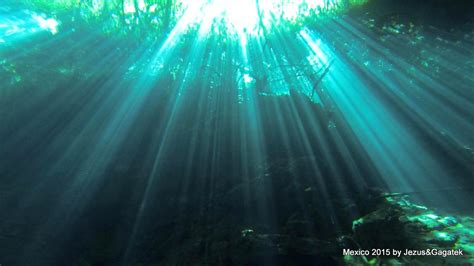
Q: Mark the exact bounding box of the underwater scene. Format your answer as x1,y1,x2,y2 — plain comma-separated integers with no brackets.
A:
0,0,473,265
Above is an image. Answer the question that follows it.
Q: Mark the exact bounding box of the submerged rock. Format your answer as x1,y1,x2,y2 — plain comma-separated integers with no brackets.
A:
347,194,474,265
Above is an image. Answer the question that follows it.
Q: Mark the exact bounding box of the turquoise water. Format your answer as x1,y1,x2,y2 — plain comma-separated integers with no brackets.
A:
0,0,473,265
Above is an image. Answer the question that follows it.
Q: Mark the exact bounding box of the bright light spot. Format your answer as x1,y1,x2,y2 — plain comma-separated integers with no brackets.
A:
149,4,158,13
124,0,147,13
243,73,254,84
32,14,59,34
226,0,259,33
179,0,348,35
